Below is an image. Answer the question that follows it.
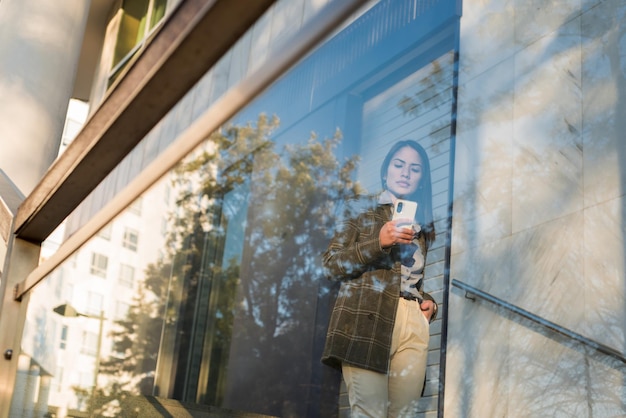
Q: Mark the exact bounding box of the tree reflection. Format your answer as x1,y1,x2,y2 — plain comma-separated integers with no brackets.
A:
220,125,362,416
95,114,360,417
93,271,165,415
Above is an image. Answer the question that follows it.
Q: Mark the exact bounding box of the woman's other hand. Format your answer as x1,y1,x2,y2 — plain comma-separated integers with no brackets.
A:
420,299,436,322
379,220,416,249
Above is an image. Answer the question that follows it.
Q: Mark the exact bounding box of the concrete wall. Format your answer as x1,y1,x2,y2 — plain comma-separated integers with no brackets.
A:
0,0,90,195
447,0,626,416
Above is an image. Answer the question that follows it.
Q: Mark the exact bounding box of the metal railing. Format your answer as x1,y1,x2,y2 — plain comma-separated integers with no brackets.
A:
451,279,626,365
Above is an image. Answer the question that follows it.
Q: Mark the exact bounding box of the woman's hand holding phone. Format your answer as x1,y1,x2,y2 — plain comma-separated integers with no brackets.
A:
379,219,417,248
380,199,419,248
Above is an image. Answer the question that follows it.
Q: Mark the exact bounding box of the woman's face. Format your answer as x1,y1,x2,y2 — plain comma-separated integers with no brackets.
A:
384,145,423,198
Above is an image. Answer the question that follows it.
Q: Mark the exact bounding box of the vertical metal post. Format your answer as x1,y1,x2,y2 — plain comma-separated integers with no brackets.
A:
0,236,40,418
91,310,105,408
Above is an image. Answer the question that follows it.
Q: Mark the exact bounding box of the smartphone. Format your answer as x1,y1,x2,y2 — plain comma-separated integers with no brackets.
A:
392,199,418,229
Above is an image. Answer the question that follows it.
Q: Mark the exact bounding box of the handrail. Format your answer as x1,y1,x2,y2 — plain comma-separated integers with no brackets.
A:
451,279,626,365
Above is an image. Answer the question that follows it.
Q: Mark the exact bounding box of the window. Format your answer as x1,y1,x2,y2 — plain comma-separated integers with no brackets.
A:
143,2,459,413
109,0,169,87
13,1,462,416
61,118,83,147
122,228,139,251
60,99,89,150
90,253,108,278
81,331,99,356
86,292,104,316
60,325,68,350
115,301,130,319
118,264,135,288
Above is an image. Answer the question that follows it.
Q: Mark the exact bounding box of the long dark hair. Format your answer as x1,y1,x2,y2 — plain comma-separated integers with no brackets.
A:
380,140,435,247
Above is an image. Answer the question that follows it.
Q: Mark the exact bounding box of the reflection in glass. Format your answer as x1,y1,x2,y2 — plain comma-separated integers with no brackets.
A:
151,115,361,415
9,0,459,416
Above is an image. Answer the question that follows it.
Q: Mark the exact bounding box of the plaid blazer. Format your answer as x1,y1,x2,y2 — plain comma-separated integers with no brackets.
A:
321,195,435,374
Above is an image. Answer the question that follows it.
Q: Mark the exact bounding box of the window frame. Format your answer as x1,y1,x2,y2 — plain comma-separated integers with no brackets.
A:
90,252,109,278
122,227,139,251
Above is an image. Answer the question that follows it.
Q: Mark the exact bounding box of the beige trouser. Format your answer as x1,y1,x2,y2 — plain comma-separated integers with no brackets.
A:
342,298,430,418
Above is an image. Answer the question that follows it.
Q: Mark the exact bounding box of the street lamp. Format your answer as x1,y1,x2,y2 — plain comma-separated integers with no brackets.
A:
53,303,105,410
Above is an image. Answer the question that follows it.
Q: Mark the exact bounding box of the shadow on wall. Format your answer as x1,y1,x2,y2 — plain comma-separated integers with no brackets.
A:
452,1,626,416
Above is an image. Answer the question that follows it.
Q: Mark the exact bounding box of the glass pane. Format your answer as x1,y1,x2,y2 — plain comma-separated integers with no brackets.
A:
112,0,150,68
150,0,167,30
11,0,459,416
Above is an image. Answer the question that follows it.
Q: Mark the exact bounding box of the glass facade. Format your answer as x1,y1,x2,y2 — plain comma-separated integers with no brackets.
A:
11,0,461,416
7,0,626,416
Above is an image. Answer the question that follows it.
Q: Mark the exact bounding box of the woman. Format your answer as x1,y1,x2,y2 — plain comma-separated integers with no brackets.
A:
322,140,438,418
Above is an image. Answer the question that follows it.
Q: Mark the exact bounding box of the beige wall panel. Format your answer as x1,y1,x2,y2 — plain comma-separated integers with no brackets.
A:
449,0,626,416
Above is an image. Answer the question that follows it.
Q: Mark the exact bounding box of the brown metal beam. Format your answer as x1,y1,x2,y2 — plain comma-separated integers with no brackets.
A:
13,0,277,243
